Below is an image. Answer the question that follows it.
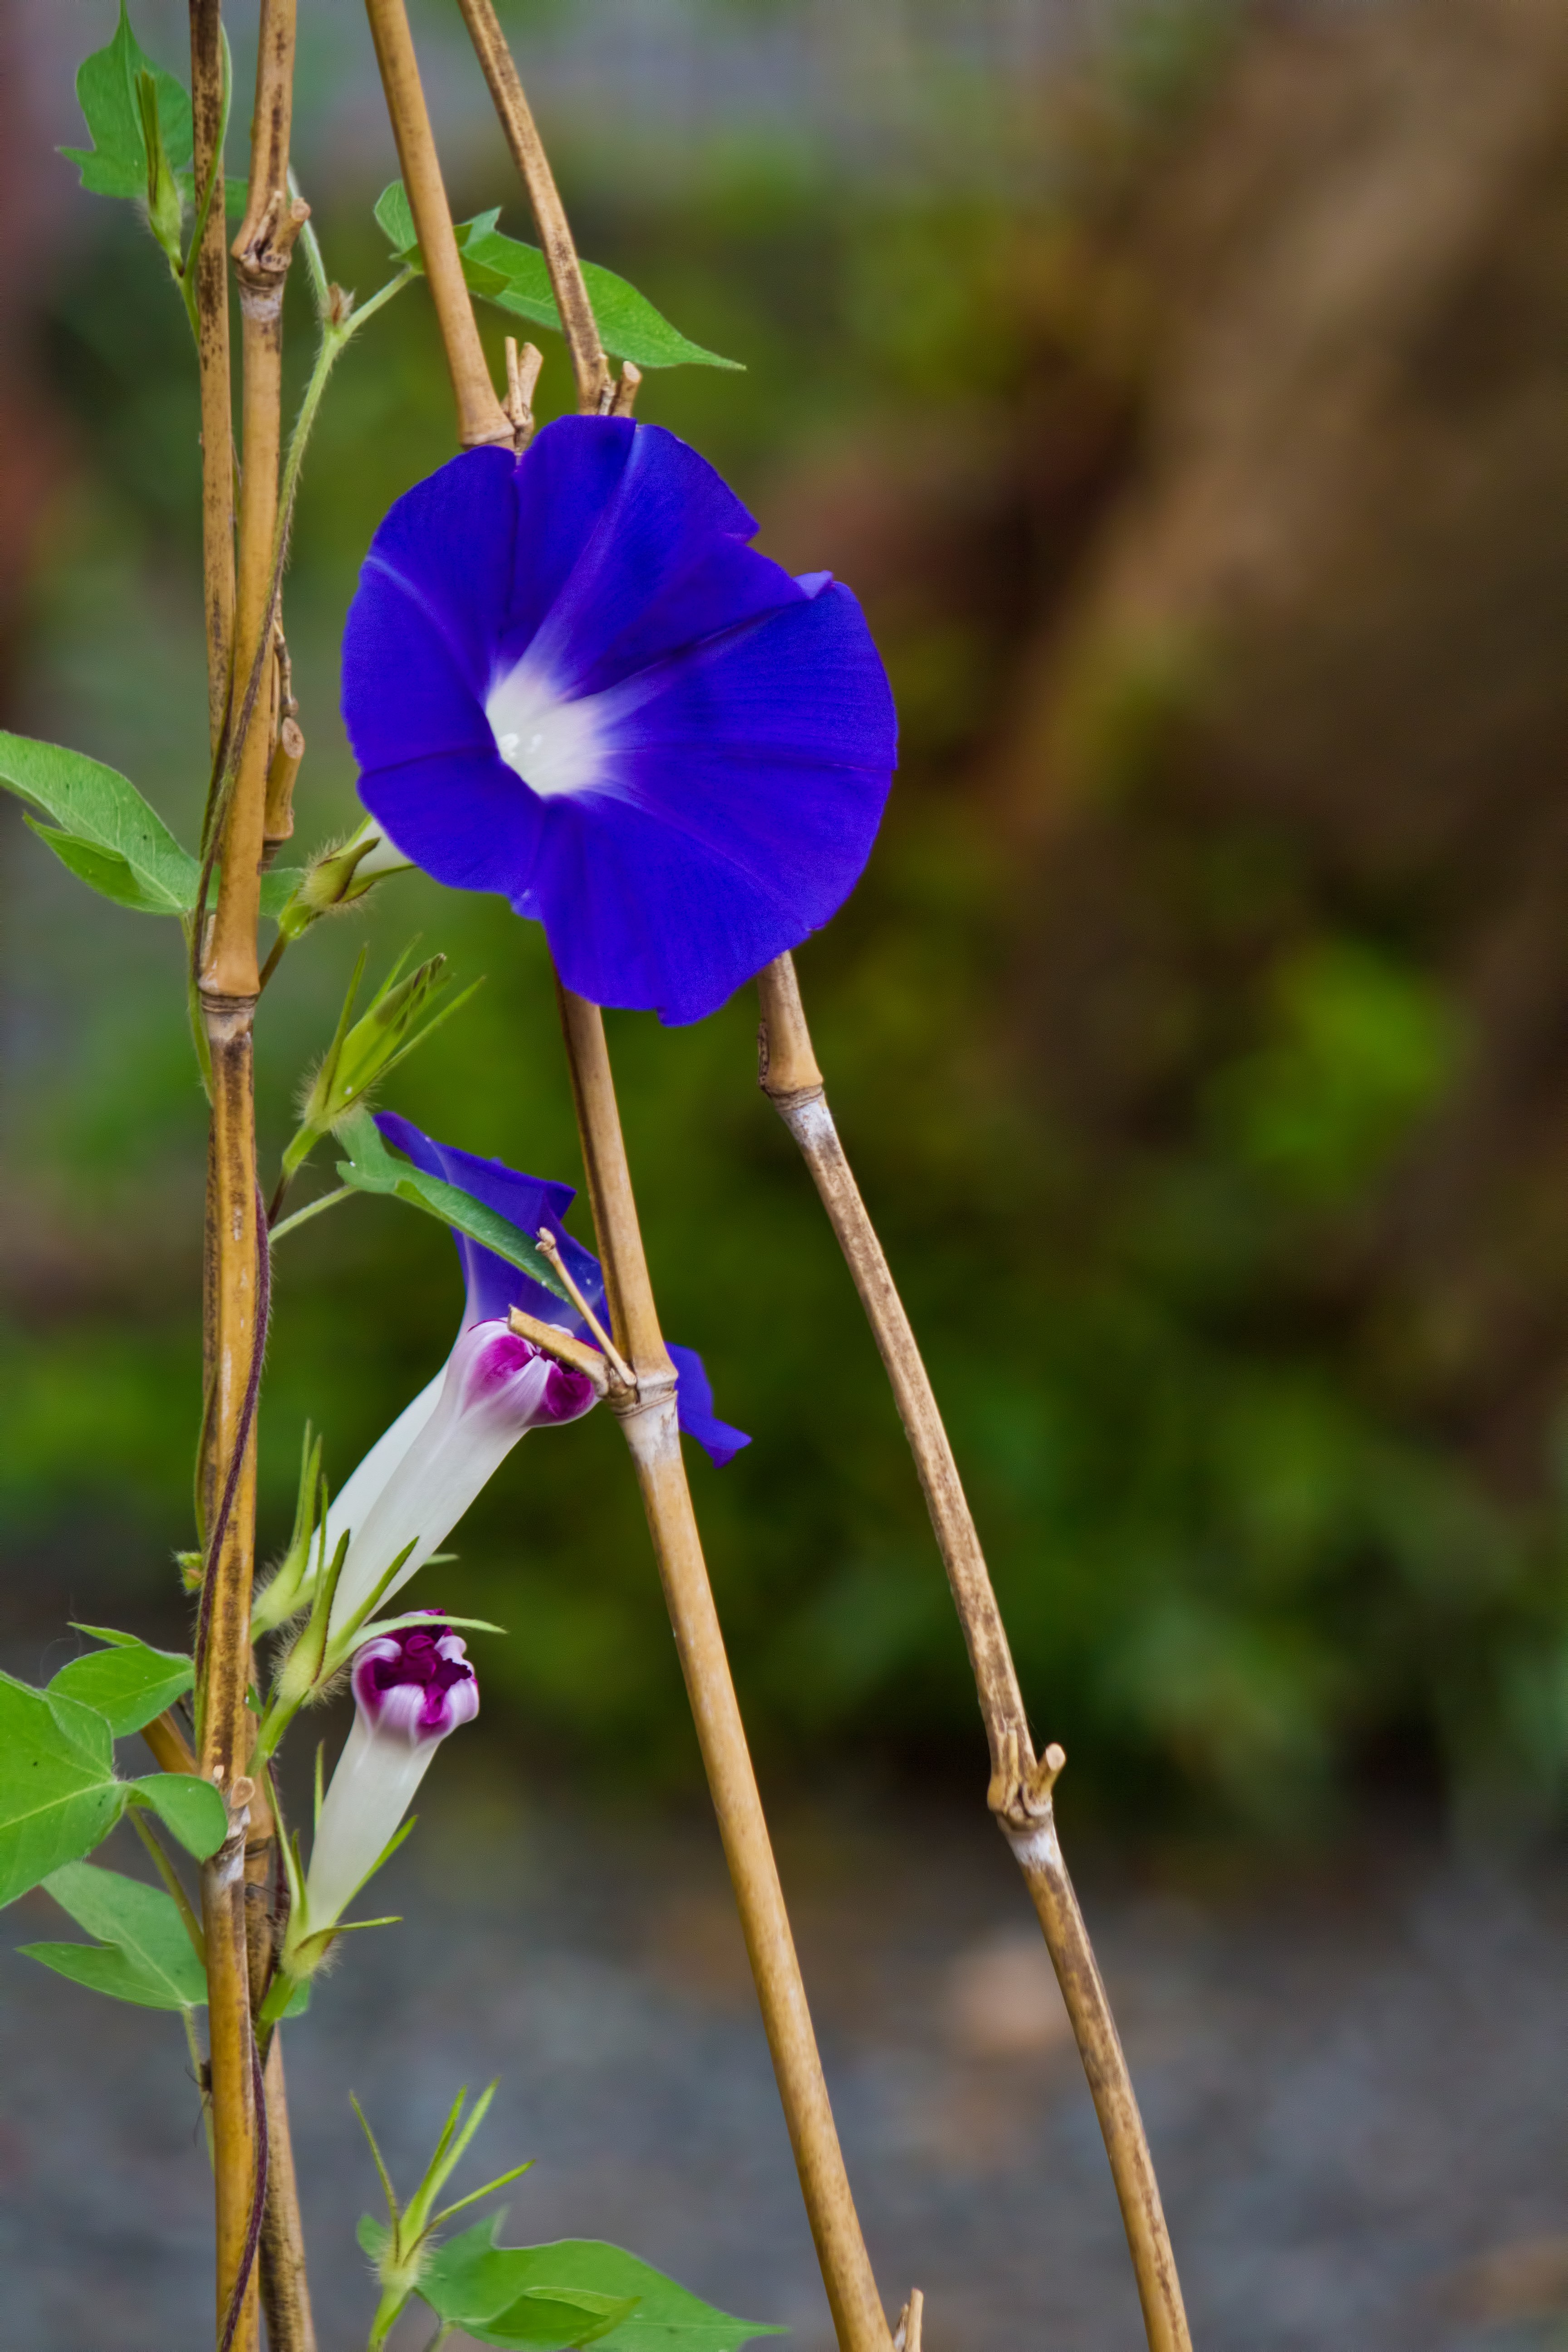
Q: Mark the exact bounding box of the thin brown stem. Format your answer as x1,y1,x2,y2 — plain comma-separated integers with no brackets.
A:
558,984,892,2352
450,0,612,412
362,0,513,447
755,951,1192,2352
189,0,235,755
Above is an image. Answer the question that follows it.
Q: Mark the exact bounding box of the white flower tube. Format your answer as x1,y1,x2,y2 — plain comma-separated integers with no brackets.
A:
325,1321,596,1640
303,1620,480,1937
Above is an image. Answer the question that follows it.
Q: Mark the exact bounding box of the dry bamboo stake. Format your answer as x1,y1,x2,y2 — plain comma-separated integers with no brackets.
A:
363,0,514,448
189,0,235,755
260,2040,318,2352
558,986,892,2352
192,4,311,2343
388,22,890,2333
451,0,612,412
755,952,1192,2352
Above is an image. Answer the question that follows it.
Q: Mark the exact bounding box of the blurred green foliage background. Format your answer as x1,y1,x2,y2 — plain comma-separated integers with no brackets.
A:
7,0,1568,1842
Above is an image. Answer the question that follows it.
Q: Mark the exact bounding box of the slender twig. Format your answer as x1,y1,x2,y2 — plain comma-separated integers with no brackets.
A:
450,0,612,412
144,1706,200,1776
755,951,1192,2352
362,0,513,447
557,984,893,2352
268,1184,353,1244
534,1226,634,1386
130,1807,208,1967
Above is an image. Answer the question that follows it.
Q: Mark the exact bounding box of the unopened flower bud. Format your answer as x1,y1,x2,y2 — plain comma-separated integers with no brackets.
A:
276,818,414,942
298,1618,478,1946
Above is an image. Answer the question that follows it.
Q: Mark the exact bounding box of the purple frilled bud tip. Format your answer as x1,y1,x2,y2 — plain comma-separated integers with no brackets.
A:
302,1617,479,1941
324,1318,597,1638
351,1619,481,1744
341,417,897,1027
375,1109,750,1469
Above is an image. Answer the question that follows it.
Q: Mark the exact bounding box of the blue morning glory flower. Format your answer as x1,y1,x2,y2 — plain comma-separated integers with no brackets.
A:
341,416,897,1026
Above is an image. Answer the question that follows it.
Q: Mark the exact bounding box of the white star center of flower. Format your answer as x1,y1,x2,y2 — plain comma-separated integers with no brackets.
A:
485,661,607,800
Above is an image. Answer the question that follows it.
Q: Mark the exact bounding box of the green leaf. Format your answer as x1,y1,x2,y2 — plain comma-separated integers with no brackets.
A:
335,1107,571,1306
0,1672,127,1908
420,2222,780,2352
129,1773,227,1863
260,865,310,921
62,1,193,201
0,728,307,919
21,1859,206,2010
375,181,741,372
50,1630,192,1737
0,732,196,913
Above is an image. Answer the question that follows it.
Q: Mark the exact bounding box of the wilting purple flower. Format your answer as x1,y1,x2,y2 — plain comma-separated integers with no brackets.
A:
303,1618,479,1936
375,1108,749,1469
317,1116,744,1638
323,1315,596,1636
341,417,897,1026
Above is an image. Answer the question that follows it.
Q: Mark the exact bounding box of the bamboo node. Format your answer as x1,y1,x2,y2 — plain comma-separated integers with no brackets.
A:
987,1727,1065,1830
234,191,311,301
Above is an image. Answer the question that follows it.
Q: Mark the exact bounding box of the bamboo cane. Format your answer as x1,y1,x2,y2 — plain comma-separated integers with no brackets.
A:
755,951,1192,2352
189,0,235,758
372,16,892,2338
362,0,513,448
191,3,311,2342
558,985,893,2352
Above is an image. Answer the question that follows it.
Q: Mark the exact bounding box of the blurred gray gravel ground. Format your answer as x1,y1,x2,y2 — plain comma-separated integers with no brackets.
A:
3,1759,1567,2352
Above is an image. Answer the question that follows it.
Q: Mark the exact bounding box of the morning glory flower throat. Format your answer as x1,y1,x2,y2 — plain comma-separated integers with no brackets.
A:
319,1113,747,1638
341,417,898,1025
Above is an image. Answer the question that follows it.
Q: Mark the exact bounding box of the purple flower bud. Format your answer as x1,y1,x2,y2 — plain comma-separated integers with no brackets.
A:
352,1621,482,1743
325,1319,595,1637
303,1617,479,1937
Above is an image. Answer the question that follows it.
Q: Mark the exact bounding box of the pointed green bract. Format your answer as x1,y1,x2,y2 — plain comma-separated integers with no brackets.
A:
0,727,306,917
61,0,194,201
0,1672,125,1908
374,181,742,372
335,1107,571,1305
50,1629,193,1736
419,2221,782,2352
129,1773,227,1862
21,1859,206,2010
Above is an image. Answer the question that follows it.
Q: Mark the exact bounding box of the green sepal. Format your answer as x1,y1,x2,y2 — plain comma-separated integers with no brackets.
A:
374,181,741,372
20,1859,206,2010
61,1,194,202
50,1628,193,1736
335,1108,570,1304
